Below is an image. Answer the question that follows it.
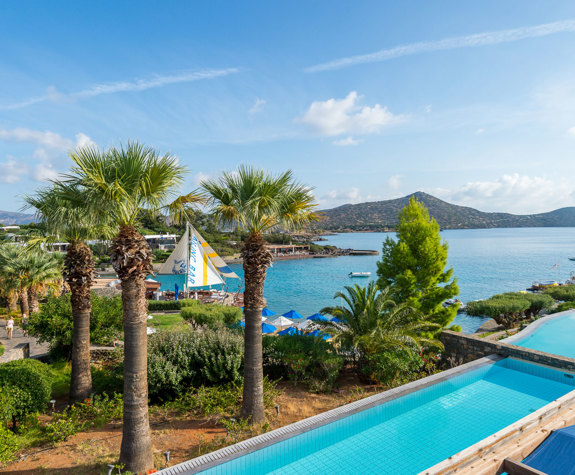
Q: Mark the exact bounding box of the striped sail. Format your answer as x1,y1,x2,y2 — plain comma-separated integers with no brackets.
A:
187,231,225,287
158,228,189,275
190,226,240,279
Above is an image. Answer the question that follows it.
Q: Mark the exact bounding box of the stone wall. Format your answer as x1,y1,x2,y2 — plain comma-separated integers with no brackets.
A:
441,330,575,372
0,342,30,363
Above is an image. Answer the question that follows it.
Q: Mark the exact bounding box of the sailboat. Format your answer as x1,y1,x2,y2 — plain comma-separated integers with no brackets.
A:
158,224,240,291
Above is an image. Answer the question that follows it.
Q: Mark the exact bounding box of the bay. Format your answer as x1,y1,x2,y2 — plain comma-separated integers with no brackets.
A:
156,228,575,333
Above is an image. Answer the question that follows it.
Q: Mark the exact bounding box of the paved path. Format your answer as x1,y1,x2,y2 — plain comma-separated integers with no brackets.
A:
0,319,49,357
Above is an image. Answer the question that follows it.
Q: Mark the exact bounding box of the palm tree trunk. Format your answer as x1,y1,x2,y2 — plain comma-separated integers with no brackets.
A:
113,226,154,473
28,286,40,314
8,291,18,313
240,234,273,424
19,287,29,316
67,241,95,403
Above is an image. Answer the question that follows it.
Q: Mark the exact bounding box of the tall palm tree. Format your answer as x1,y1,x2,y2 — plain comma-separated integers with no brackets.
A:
25,183,113,402
63,142,198,473
202,166,318,423
320,282,442,373
0,245,21,312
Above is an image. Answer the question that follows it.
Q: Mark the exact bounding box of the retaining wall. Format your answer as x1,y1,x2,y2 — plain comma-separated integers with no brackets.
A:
0,342,30,363
441,330,575,372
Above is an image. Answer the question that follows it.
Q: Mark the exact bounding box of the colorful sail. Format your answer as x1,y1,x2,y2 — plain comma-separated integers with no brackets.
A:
158,227,189,275
187,231,225,287
190,226,240,279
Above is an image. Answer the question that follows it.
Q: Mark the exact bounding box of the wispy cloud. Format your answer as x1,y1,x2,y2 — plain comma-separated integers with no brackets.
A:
248,98,266,115
306,19,575,72
2,68,240,110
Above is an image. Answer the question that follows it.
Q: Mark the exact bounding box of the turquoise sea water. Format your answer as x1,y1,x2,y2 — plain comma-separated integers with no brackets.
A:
199,358,575,474
513,312,575,358
155,228,575,333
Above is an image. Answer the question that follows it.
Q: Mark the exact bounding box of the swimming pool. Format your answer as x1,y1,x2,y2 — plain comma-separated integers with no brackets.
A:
507,312,575,359
164,357,575,474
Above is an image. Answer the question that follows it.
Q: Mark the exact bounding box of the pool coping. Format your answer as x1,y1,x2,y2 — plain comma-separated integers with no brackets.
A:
421,357,575,474
503,308,575,345
157,354,502,474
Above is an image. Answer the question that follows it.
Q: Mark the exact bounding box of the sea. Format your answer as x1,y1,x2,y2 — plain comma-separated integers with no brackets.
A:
154,228,575,333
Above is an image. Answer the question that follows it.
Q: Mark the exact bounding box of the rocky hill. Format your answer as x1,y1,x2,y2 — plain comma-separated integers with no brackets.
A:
317,192,575,231
0,210,35,225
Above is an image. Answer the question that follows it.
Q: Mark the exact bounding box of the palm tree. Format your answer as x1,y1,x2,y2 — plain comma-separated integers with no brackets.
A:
320,282,442,377
25,183,113,402
63,142,198,473
202,166,318,423
0,245,21,312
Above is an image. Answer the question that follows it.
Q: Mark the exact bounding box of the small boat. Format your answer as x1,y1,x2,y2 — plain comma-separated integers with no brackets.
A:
349,272,371,278
569,257,575,261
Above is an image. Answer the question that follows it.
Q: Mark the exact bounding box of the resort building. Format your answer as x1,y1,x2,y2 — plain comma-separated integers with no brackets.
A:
266,243,310,256
144,233,178,250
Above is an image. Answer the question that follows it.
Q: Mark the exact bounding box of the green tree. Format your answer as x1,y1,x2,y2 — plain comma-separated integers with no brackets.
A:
202,166,318,423
63,142,200,473
377,197,459,328
320,282,441,381
25,183,113,402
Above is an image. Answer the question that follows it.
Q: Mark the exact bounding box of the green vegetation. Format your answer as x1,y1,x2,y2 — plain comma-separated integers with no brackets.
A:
148,313,185,330
377,197,459,328
0,359,53,426
320,282,442,385
147,327,244,402
544,286,575,301
180,304,242,328
467,292,555,328
28,293,123,358
263,334,344,392
147,298,200,311
550,301,575,313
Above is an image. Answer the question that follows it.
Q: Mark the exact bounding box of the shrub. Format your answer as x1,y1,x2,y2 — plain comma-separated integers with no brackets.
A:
28,293,123,358
147,298,200,311
180,304,242,328
0,423,20,465
0,359,53,423
550,301,575,313
147,327,243,402
262,335,344,392
544,286,575,302
361,350,424,386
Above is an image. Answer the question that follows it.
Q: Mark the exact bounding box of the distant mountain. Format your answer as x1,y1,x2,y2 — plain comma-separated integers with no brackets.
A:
317,192,575,231
0,210,35,225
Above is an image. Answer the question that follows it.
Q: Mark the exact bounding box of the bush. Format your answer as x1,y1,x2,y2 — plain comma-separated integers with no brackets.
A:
544,286,575,302
147,299,200,311
0,423,20,465
147,327,243,402
263,335,344,392
550,301,575,313
361,350,424,386
0,359,53,424
180,304,242,328
28,293,123,358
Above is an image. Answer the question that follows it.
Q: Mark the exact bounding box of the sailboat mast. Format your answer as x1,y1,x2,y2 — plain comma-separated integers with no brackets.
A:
185,222,190,294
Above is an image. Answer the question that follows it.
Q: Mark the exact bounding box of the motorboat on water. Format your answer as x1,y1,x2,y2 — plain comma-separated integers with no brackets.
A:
349,272,371,278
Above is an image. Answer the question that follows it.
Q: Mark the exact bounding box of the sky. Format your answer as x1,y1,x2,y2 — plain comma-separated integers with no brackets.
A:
2,1,575,214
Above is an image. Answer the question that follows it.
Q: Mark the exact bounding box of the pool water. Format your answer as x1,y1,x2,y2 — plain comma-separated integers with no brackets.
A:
512,312,575,359
200,359,575,474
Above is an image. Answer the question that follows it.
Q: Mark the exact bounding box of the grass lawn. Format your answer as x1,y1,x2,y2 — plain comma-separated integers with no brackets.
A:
0,342,4,357
148,313,185,330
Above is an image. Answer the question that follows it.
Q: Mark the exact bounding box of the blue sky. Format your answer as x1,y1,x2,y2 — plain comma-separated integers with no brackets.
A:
2,1,575,213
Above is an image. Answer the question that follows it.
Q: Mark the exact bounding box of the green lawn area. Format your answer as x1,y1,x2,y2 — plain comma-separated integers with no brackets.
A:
148,313,185,330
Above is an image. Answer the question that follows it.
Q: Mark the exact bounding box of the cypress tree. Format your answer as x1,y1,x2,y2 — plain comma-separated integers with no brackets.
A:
376,197,459,328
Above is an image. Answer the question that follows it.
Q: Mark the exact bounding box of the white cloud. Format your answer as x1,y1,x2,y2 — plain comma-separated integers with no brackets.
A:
567,126,575,136
191,171,211,186
332,136,361,146
0,160,29,184
388,174,402,190
299,91,402,137
475,128,485,135
424,104,432,113
306,19,575,72
432,173,575,214
248,98,266,115
2,68,240,110
0,128,95,183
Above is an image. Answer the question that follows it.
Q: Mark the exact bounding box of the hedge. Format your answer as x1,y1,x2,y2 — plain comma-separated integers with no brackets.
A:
147,299,200,311
180,304,242,327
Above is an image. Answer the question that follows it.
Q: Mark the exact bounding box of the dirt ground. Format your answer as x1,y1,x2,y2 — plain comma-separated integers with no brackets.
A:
2,374,382,474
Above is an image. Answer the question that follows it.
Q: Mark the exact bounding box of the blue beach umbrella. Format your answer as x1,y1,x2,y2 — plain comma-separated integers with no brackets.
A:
278,326,299,336
262,322,277,334
307,329,331,340
282,309,304,320
307,313,329,322
262,308,277,317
